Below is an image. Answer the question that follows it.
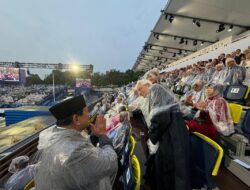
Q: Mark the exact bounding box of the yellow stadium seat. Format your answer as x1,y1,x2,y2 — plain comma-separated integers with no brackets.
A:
194,132,224,176
244,85,250,99
129,136,136,156
228,103,243,124
131,155,141,190
24,179,35,190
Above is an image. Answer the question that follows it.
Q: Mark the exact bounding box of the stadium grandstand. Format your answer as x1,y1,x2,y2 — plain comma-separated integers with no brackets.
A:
1,0,250,190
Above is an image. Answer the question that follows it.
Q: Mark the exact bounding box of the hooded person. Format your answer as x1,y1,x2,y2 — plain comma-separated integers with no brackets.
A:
107,111,131,155
5,156,36,190
146,68,160,84
205,84,235,136
136,79,190,190
34,95,118,190
186,83,234,138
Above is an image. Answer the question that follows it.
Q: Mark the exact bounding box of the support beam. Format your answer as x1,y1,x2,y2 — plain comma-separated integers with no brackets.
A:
161,10,250,29
152,31,215,43
145,43,195,52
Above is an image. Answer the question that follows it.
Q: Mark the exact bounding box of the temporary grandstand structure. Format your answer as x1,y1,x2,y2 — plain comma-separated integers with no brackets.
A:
133,0,250,71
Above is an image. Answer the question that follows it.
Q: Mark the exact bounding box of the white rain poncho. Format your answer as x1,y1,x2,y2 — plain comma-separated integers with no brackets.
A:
35,126,118,190
223,66,245,85
205,84,234,136
5,156,36,190
210,68,227,85
146,84,180,155
242,61,250,85
126,89,138,104
204,67,216,82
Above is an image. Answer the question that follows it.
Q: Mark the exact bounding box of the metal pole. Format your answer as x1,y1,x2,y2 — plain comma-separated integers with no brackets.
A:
52,70,55,103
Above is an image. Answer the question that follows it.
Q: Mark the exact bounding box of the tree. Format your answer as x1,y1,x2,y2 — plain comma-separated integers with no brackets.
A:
26,74,43,85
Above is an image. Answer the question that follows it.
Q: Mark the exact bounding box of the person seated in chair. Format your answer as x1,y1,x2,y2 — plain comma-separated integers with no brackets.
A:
186,84,234,139
5,156,36,190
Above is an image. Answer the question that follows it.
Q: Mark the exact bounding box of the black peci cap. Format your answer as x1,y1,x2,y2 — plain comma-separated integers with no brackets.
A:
49,95,86,120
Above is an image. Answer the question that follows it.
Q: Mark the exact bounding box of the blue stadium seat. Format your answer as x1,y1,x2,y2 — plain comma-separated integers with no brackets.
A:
241,109,250,141
224,85,249,105
190,132,223,189
123,156,135,190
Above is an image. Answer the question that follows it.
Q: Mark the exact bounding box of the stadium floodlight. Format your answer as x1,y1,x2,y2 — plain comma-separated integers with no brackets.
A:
216,24,225,33
228,25,233,32
169,14,174,23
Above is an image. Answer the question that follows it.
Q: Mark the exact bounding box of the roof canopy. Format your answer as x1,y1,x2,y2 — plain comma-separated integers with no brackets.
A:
133,0,250,71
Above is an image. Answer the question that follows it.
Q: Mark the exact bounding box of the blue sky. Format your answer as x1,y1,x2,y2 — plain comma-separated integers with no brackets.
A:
0,0,166,78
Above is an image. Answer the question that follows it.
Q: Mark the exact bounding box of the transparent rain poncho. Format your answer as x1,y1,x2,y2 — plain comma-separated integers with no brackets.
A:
107,112,131,156
210,68,227,85
146,84,180,155
35,126,118,190
204,84,234,136
206,95,234,136
5,156,36,190
148,83,179,125
223,65,245,85
126,89,138,104
242,61,250,85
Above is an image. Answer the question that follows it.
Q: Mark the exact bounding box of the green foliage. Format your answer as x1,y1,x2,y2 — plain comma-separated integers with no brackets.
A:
26,69,144,87
26,74,43,85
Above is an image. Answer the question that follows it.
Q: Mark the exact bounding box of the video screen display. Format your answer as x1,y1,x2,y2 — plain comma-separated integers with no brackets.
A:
0,67,20,81
76,78,91,88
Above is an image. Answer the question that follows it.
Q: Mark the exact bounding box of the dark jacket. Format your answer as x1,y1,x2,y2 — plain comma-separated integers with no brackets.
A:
149,106,191,190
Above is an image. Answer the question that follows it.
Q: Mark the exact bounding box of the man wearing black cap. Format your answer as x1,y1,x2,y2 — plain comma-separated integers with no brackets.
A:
34,95,118,190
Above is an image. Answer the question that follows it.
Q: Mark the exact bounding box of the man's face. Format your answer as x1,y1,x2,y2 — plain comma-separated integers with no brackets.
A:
236,49,241,54
227,60,236,68
73,107,89,131
216,64,223,71
193,82,202,92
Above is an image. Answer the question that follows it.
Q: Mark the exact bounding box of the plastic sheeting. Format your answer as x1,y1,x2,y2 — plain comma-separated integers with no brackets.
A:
35,126,117,190
5,156,35,190
5,165,36,190
206,95,235,136
243,65,250,85
8,156,29,173
108,120,131,155
223,66,245,85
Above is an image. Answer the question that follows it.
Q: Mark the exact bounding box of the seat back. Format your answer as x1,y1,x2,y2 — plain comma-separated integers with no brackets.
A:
228,103,243,124
241,109,250,141
224,85,248,104
190,132,223,189
123,157,135,190
131,155,141,190
193,132,224,176
24,179,35,190
129,136,136,156
122,135,131,167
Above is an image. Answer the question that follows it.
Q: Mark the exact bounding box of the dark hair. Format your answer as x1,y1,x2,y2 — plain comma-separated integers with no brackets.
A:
118,105,126,113
56,109,83,126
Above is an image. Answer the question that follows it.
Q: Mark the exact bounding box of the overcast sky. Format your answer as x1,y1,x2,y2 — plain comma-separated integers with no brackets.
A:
0,0,166,78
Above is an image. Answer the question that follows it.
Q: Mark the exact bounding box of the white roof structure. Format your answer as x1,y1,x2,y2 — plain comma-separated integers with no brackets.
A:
133,0,250,71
